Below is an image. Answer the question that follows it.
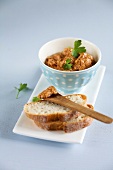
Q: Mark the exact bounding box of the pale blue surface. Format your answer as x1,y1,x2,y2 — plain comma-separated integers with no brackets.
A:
0,0,113,170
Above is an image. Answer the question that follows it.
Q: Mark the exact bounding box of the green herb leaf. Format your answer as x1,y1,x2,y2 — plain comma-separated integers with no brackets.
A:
74,40,81,48
15,83,28,99
72,40,86,58
63,59,72,70
66,59,71,64
72,49,79,58
19,83,27,91
76,47,86,53
32,96,41,102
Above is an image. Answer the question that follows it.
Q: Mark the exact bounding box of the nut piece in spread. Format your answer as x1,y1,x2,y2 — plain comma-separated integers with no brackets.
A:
73,53,95,71
38,86,58,99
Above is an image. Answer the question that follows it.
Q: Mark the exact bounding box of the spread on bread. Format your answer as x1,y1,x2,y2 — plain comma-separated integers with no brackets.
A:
38,86,57,99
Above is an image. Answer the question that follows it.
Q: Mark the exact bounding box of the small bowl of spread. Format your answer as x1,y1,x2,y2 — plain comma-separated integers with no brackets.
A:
38,37,101,94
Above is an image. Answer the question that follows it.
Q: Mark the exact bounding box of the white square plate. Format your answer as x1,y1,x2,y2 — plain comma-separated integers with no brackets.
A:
13,65,106,144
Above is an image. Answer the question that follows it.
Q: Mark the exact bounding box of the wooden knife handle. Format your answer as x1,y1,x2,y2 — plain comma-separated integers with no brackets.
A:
46,95,113,124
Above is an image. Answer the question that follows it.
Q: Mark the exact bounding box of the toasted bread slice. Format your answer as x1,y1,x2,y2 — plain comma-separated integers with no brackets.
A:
34,104,94,133
24,94,87,123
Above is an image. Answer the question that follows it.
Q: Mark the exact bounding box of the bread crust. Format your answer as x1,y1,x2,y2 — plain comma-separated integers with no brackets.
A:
26,110,79,123
63,116,93,133
35,120,63,130
34,104,94,133
34,112,82,131
24,94,87,123
34,115,93,133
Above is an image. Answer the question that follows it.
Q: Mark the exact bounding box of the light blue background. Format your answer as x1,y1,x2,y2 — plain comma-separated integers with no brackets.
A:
0,0,113,170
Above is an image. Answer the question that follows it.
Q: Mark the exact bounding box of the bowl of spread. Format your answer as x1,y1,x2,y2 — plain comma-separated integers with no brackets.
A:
38,37,101,94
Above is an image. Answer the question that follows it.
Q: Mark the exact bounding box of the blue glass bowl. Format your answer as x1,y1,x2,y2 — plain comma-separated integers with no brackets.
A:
39,38,101,94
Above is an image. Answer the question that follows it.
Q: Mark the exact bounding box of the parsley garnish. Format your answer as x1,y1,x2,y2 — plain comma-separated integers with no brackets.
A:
32,96,41,102
63,59,72,70
15,83,28,99
72,40,86,58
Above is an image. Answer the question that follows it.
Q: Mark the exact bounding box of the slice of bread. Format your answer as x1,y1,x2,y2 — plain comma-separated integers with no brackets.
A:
34,104,94,133
24,94,87,123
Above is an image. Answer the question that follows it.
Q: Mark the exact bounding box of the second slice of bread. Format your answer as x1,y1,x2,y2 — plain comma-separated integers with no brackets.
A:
34,104,94,133
24,94,87,123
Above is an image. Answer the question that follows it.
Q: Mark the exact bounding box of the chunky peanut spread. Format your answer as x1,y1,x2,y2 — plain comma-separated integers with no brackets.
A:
38,86,57,99
45,48,96,71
